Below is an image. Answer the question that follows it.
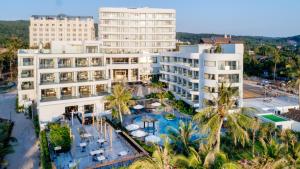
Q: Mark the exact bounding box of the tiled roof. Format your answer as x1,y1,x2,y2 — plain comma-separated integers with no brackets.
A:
282,109,300,122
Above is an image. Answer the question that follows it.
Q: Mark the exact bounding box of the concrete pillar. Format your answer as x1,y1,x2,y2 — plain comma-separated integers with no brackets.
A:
104,122,107,140
128,69,132,82
110,126,113,149
56,88,61,100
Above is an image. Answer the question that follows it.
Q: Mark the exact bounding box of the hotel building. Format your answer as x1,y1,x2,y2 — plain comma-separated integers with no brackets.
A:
99,7,176,82
18,41,111,122
29,14,95,48
160,43,244,108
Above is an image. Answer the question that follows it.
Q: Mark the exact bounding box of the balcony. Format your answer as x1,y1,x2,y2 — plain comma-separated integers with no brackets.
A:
40,59,54,69
60,72,74,83
76,58,88,67
21,70,34,78
91,58,104,67
40,73,55,85
58,59,72,68
23,58,34,66
77,72,89,82
94,71,106,81
41,89,57,102
79,86,91,97
21,82,34,90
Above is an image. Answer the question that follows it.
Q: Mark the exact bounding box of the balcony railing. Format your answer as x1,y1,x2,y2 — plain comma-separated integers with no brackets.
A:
40,64,54,69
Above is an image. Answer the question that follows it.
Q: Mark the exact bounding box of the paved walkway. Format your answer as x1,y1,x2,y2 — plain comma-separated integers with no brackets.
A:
0,91,40,169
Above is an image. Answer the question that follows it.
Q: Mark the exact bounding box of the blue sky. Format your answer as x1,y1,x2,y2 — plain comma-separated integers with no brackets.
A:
1,0,299,37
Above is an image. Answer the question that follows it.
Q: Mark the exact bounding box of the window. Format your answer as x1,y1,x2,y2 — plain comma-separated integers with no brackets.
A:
152,57,158,63
218,74,239,83
218,61,238,70
205,61,216,67
204,73,215,80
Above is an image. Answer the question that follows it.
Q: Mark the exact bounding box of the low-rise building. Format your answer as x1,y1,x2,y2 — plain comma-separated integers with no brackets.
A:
18,41,111,122
160,43,244,108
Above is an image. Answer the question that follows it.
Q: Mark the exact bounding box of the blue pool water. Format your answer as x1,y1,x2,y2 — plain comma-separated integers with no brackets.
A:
133,114,200,141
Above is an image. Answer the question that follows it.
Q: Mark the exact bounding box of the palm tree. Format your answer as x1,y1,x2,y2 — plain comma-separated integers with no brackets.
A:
106,84,134,123
193,83,253,154
156,91,166,104
173,147,203,169
151,81,164,93
194,83,253,153
251,117,260,157
167,120,198,155
272,48,280,82
129,139,174,169
279,129,297,153
286,57,300,109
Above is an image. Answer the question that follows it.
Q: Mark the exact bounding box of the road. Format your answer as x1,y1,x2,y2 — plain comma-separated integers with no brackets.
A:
0,91,40,169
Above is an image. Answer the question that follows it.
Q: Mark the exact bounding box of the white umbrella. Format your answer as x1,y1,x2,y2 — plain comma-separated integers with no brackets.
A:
145,135,161,143
131,130,148,138
126,124,140,131
151,102,161,107
133,104,144,110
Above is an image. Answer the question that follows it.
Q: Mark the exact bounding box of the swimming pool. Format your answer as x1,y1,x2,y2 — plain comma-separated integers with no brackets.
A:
132,113,200,142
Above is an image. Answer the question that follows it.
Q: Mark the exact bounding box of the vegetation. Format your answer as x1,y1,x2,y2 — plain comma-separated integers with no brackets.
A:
40,130,52,169
172,99,194,115
48,124,72,152
106,84,134,123
129,81,300,169
0,120,14,167
163,113,176,121
33,115,40,137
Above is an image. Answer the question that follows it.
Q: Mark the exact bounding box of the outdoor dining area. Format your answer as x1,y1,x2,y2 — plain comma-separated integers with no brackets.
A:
52,115,147,169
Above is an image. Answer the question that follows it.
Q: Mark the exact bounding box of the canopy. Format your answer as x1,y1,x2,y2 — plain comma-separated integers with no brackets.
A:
126,124,140,131
145,135,161,143
131,130,148,138
151,102,161,107
133,104,144,110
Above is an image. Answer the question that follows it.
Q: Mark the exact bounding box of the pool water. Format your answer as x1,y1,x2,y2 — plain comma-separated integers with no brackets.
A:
133,114,200,142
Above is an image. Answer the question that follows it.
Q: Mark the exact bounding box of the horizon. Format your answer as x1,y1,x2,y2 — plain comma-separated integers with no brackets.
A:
1,0,300,37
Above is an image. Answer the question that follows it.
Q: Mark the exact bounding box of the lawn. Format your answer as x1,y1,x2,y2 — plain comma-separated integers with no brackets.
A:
262,114,286,122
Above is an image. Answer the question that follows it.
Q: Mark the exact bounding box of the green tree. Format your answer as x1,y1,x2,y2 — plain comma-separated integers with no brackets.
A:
168,120,198,155
49,124,71,152
106,84,134,123
272,48,280,82
173,147,203,169
193,83,253,157
129,139,174,169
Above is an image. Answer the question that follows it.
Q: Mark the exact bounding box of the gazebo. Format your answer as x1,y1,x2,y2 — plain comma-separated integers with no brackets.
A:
142,115,158,134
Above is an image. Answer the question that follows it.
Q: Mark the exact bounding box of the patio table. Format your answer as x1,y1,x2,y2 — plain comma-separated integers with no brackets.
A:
83,133,92,138
118,151,128,156
54,146,61,151
90,149,104,156
79,142,87,147
97,155,106,162
69,162,76,168
97,139,105,143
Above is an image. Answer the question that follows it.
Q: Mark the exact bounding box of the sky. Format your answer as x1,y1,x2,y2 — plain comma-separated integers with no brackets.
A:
1,0,299,37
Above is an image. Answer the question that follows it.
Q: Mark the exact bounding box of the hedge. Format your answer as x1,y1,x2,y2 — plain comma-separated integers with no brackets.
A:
40,131,51,169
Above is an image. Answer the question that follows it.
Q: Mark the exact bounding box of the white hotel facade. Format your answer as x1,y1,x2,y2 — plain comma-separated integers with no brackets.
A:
18,7,243,123
160,43,244,108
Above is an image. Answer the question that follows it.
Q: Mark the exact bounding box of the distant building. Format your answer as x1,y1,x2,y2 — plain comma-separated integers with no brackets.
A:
160,43,244,108
199,35,242,45
29,14,95,48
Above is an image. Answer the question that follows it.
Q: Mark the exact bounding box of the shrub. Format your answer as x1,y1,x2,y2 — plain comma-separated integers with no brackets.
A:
33,115,40,137
145,93,158,99
164,113,176,120
172,99,195,115
165,91,175,101
49,124,71,152
40,131,51,169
